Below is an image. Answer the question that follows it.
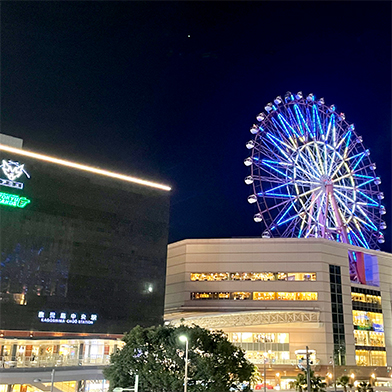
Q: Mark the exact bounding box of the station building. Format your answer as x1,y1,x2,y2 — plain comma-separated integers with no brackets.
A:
164,238,392,390
0,134,171,391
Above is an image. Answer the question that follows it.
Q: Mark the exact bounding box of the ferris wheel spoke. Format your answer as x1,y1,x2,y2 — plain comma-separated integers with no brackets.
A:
298,146,324,178
271,117,296,147
285,108,302,139
330,159,347,180
260,161,291,179
293,104,312,138
254,175,293,184
332,193,354,221
265,132,297,155
334,189,355,204
336,130,351,153
294,157,319,181
357,190,379,206
351,220,371,249
349,228,369,249
354,206,379,231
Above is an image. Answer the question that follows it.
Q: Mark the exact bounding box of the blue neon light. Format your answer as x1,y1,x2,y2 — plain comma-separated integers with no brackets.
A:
277,113,297,138
286,108,301,138
272,117,289,138
357,191,379,206
350,230,368,249
262,161,289,178
277,212,299,226
264,182,292,194
294,104,311,137
312,105,323,136
305,107,315,138
345,130,352,149
353,174,374,179
352,153,365,171
356,178,375,188
263,193,295,198
325,113,335,141
266,133,291,160
357,228,370,249
276,203,296,225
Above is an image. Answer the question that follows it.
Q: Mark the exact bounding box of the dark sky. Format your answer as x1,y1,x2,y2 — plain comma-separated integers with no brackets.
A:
1,2,391,252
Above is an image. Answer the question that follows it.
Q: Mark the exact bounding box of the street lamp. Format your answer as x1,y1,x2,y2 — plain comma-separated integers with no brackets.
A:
329,356,336,392
263,352,268,392
179,335,189,392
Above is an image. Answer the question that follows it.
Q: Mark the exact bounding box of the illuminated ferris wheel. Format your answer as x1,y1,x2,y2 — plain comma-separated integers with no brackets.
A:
244,91,386,253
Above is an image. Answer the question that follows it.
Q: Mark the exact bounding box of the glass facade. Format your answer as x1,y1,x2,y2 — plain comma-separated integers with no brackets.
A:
351,286,386,366
227,332,292,365
0,337,123,368
0,151,170,333
329,265,346,365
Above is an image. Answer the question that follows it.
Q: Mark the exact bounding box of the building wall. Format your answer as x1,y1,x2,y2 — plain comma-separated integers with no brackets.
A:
165,237,392,370
0,148,171,334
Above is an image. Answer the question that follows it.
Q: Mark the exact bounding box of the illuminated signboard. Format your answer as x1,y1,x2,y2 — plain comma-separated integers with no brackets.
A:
373,323,384,332
0,191,30,208
0,159,31,208
38,311,98,325
0,159,30,189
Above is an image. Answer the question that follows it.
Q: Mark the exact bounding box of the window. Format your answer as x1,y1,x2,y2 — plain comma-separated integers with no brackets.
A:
191,291,318,301
191,272,316,281
253,292,275,300
231,292,251,300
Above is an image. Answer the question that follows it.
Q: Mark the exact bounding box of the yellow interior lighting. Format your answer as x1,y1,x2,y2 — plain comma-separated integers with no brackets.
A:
0,144,171,191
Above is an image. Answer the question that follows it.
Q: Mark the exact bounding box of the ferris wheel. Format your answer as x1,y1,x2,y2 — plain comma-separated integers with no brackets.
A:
244,91,386,253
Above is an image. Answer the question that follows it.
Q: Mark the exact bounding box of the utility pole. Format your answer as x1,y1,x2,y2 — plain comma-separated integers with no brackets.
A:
306,346,311,392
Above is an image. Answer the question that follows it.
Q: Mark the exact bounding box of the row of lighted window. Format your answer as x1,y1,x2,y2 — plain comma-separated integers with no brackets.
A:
245,352,317,363
190,272,316,282
228,332,289,344
354,330,385,347
351,293,381,305
355,350,386,367
191,292,318,301
352,310,384,330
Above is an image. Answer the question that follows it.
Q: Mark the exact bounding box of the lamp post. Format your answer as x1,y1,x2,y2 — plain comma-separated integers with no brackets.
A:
306,346,311,392
263,352,267,392
330,356,337,392
179,335,189,392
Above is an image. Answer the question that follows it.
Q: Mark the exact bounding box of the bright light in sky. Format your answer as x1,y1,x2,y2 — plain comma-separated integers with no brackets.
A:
0,144,171,191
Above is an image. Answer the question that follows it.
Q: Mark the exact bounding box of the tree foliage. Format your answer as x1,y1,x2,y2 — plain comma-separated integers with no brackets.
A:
356,382,373,392
337,375,351,392
103,324,255,392
289,370,326,392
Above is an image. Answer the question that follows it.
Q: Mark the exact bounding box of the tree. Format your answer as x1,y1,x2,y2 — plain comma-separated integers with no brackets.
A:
337,375,350,392
289,371,326,392
356,382,373,392
103,324,255,392
290,373,306,391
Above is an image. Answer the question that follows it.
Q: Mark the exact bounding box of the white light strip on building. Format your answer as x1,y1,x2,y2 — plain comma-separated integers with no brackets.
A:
0,144,171,191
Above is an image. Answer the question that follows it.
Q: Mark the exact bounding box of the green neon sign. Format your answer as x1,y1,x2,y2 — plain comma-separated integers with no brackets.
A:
0,191,31,208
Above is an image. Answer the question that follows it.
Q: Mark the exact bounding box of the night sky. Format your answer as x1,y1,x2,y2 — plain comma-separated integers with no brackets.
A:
1,2,391,252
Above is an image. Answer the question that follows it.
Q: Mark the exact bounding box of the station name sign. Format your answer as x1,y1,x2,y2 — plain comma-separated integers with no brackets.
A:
38,311,98,325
